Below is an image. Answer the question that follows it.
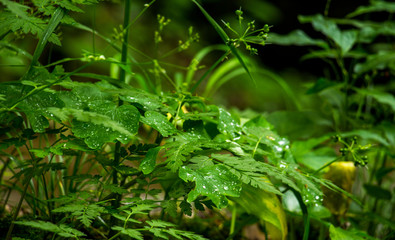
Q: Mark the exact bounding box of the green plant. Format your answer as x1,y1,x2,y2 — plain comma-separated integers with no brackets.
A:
267,0,395,239
0,0,393,240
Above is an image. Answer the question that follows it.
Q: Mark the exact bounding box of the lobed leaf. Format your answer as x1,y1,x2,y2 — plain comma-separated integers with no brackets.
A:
139,146,162,174
15,220,85,237
179,164,241,209
218,108,241,139
111,226,144,240
141,111,177,137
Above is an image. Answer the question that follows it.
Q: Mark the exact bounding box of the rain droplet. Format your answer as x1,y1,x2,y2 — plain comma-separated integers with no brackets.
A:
223,186,229,190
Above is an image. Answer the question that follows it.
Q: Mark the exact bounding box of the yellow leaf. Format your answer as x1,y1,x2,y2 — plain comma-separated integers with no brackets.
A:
233,184,287,240
323,161,356,216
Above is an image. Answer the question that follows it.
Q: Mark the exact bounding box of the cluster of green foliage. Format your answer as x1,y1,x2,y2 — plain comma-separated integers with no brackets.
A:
0,0,393,240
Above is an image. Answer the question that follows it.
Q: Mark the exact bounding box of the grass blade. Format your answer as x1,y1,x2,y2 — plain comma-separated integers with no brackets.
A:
26,7,66,78
191,0,255,85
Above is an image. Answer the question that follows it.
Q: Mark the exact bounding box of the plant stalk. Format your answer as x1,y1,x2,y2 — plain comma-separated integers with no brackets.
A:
291,188,310,240
110,0,131,235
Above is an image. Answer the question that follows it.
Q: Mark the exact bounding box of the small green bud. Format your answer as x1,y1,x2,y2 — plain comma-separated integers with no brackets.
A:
235,9,243,16
263,24,270,32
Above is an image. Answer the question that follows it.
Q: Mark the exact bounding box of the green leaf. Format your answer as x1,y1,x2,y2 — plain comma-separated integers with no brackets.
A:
146,219,177,228
363,184,392,200
57,0,84,12
232,184,287,240
183,120,210,139
49,108,128,135
301,49,365,61
162,200,178,218
163,136,222,172
141,111,177,137
14,220,85,237
130,203,158,215
218,107,241,139
180,200,192,216
189,155,214,169
341,128,390,146
306,78,338,94
49,105,139,149
213,154,283,195
114,105,141,143
179,164,241,209
4,83,64,133
52,203,105,227
103,184,129,194
354,52,395,75
139,146,161,174
268,30,327,47
119,88,165,112
329,224,367,240
111,226,143,240
299,14,357,55
0,0,30,19
347,1,395,18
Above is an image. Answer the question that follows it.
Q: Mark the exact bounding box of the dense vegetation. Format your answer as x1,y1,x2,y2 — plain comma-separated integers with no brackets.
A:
0,0,394,239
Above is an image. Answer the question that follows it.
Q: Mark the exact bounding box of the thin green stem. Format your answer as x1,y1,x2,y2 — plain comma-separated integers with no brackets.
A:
119,0,132,84
108,232,121,240
110,1,132,234
324,0,332,17
229,204,237,238
313,156,343,175
5,177,30,240
291,188,310,240
6,144,38,240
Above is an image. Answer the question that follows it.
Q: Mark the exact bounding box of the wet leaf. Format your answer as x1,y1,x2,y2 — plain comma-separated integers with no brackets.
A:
119,89,165,112
179,164,241,209
139,146,161,174
114,105,141,143
141,111,177,137
49,105,139,149
218,108,241,139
